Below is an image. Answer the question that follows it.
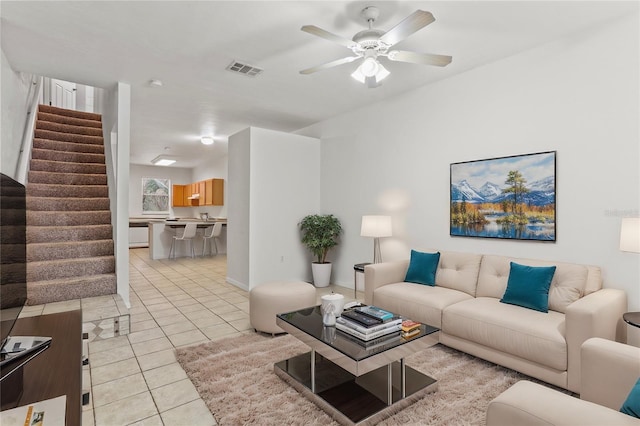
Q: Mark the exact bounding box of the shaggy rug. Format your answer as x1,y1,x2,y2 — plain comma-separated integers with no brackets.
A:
176,333,533,425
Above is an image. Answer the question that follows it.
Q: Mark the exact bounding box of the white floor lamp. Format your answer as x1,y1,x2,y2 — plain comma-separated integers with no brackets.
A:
620,217,640,329
360,215,392,264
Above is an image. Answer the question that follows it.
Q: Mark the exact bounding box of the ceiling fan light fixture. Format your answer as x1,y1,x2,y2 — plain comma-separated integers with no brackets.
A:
351,59,389,86
360,57,379,77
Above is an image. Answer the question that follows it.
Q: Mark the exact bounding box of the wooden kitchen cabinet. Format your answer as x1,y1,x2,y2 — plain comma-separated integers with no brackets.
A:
197,181,206,206
172,184,185,207
205,179,213,205
171,179,224,207
211,178,224,205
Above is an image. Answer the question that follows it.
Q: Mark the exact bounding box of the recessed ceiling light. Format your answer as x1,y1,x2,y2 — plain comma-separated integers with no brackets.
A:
149,79,163,87
201,137,214,145
151,155,176,166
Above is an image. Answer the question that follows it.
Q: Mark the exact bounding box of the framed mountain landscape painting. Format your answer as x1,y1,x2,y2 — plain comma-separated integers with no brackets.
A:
450,151,556,241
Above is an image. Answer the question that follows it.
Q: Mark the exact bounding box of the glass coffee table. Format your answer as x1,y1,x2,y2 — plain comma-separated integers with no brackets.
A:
275,306,440,425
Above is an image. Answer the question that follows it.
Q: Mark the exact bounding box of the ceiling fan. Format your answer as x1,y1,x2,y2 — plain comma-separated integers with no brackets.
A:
300,6,452,88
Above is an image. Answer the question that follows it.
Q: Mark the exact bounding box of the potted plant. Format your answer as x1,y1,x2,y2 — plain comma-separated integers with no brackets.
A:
299,214,342,287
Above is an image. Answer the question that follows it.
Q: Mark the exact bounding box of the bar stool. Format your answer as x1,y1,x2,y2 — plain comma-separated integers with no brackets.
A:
169,223,197,259
202,222,223,256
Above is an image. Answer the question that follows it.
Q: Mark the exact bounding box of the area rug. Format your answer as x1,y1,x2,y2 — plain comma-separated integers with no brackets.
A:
176,333,533,425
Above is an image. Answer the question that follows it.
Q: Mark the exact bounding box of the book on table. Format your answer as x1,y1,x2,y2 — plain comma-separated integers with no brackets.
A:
336,322,402,341
336,316,402,335
340,310,382,327
401,320,422,333
356,306,394,322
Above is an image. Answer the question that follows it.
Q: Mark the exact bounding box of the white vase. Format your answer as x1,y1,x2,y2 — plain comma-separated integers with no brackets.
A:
311,262,332,288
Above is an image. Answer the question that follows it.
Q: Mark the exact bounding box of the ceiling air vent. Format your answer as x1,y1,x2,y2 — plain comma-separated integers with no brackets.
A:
226,60,263,77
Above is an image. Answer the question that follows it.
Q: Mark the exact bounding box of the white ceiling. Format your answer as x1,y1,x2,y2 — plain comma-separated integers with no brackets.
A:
1,1,635,168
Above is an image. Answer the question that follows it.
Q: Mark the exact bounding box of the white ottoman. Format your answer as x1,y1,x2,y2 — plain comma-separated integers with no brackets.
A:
250,281,316,334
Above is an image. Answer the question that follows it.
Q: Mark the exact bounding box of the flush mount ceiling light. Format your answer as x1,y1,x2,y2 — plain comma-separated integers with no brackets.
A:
201,137,214,145
151,155,176,166
149,79,163,87
299,6,451,88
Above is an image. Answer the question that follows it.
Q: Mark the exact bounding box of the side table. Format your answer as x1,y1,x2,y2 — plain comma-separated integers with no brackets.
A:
623,312,640,328
353,262,371,299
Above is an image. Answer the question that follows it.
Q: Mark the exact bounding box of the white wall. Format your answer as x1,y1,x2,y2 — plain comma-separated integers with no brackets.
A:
300,14,640,342
1,47,33,180
227,127,321,290
227,128,251,288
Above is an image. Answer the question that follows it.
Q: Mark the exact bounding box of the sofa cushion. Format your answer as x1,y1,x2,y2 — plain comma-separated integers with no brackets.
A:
500,262,556,312
404,250,440,286
434,250,483,297
621,378,640,418
373,282,473,328
477,255,589,313
442,297,567,370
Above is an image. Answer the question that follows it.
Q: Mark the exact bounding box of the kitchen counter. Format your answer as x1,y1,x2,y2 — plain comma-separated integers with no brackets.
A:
148,219,227,259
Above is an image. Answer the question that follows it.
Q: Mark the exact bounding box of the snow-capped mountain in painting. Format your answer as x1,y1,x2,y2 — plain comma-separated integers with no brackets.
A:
451,176,555,206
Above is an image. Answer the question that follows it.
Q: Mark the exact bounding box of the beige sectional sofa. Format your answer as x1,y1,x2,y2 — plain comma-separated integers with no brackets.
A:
486,338,640,425
364,250,628,393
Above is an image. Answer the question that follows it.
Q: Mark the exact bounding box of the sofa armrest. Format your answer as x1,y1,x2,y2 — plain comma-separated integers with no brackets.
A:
565,288,628,393
486,380,640,426
364,260,409,305
581,337,640,410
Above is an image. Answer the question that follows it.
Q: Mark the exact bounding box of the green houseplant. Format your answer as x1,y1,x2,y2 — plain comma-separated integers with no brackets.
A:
299,214,342,287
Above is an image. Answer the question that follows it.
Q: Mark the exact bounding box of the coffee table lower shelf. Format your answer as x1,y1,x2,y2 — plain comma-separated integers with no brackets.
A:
274,351,437,426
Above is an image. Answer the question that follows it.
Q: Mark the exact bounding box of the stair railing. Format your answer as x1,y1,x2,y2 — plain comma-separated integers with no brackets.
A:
15,75,44,184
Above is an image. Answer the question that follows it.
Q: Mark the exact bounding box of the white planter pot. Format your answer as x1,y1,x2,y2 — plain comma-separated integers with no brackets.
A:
311,262,332,288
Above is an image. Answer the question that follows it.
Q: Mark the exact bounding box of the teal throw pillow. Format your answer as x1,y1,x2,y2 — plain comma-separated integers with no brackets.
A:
500,262,556,313
621,378,640,418
404,250,440,286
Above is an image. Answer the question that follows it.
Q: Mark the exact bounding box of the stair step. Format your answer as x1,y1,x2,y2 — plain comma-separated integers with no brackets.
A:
33,138,104,155
38,105,102,122
30,159,106,175
27,273,117,306
34,129,103,145
27,256,115,282
27,183,108,199
27,240,114,262
31,148,105,164
27,196,109,211
27,211,111,227
37,111,102,129
27,224,113,243
36,120,103,137
28,170,107,185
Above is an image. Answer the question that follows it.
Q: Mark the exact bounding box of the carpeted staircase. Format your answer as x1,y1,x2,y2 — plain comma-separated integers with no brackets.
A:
26,104,116,305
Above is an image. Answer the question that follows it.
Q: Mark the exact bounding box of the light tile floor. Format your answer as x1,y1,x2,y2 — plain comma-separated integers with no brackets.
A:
48,248,362,426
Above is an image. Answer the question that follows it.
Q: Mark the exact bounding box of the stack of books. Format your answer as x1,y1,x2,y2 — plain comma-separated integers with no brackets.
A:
336,306,402,342
401,320,422,339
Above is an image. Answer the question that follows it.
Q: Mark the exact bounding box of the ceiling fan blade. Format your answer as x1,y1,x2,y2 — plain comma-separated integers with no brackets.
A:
379,10,435,47
387,50,452,67
299,56,360,75
301,25,357,49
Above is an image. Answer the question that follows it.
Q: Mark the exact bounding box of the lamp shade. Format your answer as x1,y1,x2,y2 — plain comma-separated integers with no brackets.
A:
620,218,640,253
360,215,392,238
